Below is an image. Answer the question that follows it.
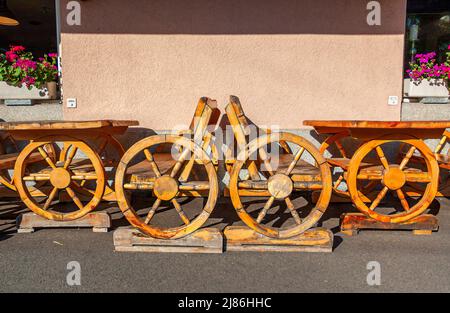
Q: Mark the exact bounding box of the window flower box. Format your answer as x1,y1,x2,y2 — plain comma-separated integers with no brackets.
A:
404,78,449,98
0,46,59,101
0,81,57,100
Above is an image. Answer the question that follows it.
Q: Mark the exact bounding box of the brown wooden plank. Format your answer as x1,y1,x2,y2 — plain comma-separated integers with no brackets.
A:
224,226,333,252
0,120,138,131
340,213,438,236
304,120,450,129
113,227,223,253
17,212,111,233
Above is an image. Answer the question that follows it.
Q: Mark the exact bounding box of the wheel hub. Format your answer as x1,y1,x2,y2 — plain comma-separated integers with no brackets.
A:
382,166,406,190
154,176,179,201
268,174,293,200
50,168,72,189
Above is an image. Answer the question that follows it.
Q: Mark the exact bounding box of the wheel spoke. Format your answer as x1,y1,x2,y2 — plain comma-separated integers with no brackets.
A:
23,174,50,182
171,199,190,225
71,174,98,180
399,146,416,170
376,146,389,170
144,198,161,224
293,181,323,190
38,147,56,169
369,186,389,210
65,187,84,210
63,146,78,169
238,180,268,190
170,148,191,178
256,196,275,223
285,197,302,225
123,182,154,190
396,188,410,211
42,187,58,211
179,181,210,191
405,172,431,183
258,148,274,176
285,147,305,175
144,149,161,177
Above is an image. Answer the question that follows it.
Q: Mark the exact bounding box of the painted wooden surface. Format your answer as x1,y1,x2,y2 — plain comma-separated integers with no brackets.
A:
308,119,441,232
113,227,223,253
340,213,438,236
305,120,450,140
115,98,219,240
17,212,111,233
224,226,333,252
6,120,138,225
304,120,450,129
0,120,138,130
226,96,332,243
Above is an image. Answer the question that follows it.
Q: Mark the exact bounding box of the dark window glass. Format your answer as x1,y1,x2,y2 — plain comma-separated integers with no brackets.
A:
0,0,57,55
405,0,450,76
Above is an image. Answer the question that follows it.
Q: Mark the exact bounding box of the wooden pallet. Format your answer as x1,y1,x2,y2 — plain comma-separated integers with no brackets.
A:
113,227,223,253
340,212,438,236
16,212,111,233
224,226,333,252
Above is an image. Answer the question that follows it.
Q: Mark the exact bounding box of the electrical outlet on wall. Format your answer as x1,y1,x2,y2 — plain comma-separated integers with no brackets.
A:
67,98,77,108
388,96,399,106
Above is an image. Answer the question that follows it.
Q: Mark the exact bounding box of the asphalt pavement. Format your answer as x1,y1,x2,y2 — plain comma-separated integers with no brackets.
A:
1,197,450,293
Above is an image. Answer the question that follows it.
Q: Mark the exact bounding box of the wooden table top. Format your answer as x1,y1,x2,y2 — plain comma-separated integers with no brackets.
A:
0,120,139,131
303,120,450,129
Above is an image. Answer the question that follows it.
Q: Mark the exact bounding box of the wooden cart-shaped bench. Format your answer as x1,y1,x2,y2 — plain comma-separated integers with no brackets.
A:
113,97,222,252
0,120,138,232
304,120,450,235
224,96,333,252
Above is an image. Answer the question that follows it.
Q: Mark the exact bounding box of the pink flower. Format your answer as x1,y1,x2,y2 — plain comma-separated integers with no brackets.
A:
48,53,57,58
15,59,37,71
5,51,18,62
10,45,25,53
21,76,36,88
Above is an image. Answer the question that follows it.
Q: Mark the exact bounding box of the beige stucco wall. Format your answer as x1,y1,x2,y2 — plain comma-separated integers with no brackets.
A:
60,0,406,130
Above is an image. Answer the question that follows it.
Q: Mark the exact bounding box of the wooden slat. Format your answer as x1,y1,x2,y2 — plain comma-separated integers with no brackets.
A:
304,120,450,129
0,120,138,130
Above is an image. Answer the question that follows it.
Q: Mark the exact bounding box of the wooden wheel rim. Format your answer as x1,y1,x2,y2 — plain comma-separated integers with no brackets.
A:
115,135,219,239
14,136,106,221
229,132,332,239
347,138,438,223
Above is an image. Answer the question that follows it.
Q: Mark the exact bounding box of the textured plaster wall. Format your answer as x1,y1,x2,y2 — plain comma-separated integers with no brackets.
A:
60,0,406,130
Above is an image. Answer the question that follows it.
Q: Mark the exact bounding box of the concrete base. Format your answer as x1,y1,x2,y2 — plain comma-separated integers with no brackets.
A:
16,212,111,233
401,102,450,121
224,226,333,253
113,227,223,253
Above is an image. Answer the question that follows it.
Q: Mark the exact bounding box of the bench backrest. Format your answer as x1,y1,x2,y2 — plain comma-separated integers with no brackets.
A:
225,95,251,148
189,97,219,144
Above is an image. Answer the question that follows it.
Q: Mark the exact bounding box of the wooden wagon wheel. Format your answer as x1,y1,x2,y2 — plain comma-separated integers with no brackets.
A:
229,132,332,239
347,138,439,224
319,131,377,197
14,136,106,221
60,134,125,199
115,135,219,239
